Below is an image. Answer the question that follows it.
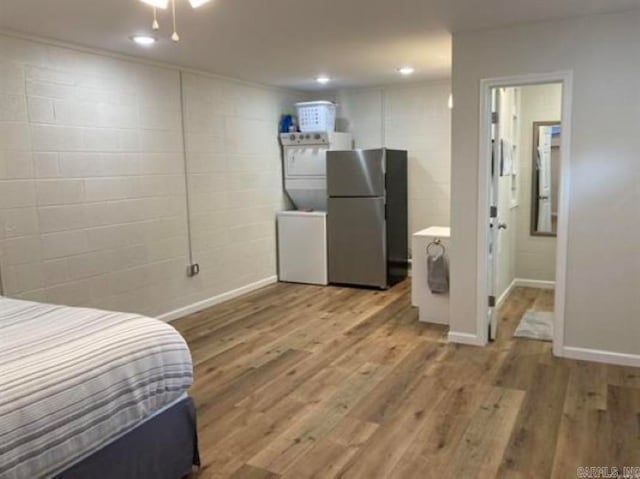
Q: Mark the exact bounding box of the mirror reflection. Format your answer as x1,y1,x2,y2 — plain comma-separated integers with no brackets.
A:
531,121,560,236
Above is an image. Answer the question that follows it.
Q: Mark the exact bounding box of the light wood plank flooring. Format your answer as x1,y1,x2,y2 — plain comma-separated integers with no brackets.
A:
173,281,640,478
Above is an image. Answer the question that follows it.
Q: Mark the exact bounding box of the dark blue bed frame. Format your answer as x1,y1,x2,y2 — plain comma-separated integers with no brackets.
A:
54,396,200,479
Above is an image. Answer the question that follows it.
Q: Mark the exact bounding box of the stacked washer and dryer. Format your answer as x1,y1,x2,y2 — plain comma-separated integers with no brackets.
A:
277,101,408,290
277,130,352,285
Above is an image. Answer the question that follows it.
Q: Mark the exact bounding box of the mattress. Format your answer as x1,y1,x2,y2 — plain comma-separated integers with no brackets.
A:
0,297,194,479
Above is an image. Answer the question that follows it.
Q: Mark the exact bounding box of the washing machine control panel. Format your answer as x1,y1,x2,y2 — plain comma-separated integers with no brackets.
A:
280,132,328,146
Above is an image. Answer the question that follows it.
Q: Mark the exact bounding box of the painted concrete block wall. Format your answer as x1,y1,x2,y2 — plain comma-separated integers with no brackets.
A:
450,11,640,355
180,72,301,308
515,83,561,282
335,88,384,149
335,80,451,252
0,34,300,317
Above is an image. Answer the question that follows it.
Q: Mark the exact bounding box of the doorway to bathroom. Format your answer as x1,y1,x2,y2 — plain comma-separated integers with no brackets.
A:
477,72,572,355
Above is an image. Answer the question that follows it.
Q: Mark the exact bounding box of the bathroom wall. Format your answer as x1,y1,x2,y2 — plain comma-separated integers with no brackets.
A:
495,83,562,299
0,33,301,318
515,83,562,282
334,80,452,252
450,10,640,357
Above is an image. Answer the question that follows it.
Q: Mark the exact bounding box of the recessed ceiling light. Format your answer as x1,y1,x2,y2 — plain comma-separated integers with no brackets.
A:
316,76,331,84
139,0,211,9
140,0,169,9
397,66,415,76
189,0,211,7
130,35,157,46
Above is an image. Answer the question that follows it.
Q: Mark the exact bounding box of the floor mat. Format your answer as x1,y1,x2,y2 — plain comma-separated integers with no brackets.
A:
513,310,554,341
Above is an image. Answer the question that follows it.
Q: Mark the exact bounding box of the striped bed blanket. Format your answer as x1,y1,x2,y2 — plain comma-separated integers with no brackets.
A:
0,296,194,479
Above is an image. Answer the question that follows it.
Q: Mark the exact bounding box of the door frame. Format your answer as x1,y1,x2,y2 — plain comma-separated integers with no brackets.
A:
476,71,573,356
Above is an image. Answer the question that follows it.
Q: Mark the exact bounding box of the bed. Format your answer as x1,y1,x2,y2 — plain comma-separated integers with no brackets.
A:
0,296,199,479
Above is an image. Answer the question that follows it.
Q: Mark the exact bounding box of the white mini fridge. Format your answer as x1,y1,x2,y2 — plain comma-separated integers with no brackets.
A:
277,211,328,285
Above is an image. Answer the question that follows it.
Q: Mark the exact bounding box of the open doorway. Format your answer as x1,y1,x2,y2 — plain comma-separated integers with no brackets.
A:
477,73,572,354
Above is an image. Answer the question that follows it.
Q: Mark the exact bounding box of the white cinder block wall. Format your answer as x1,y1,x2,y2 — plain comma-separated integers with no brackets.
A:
0,34,301,317
334,81,452,252
180,73,301,308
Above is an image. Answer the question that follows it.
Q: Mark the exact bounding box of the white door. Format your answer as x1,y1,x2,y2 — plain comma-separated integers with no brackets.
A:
277,212,328,285
487,88,501,341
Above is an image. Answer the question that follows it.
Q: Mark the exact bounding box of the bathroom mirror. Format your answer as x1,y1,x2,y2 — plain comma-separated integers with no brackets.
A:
531,121,561,237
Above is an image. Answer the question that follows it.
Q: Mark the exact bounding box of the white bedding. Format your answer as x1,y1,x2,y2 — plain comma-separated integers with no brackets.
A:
0,296,193,479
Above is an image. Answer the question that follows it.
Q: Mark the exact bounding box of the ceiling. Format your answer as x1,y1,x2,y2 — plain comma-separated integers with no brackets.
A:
1,0,639,91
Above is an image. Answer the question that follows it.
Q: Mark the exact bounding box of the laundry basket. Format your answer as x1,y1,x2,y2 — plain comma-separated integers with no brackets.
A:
296,101,336,132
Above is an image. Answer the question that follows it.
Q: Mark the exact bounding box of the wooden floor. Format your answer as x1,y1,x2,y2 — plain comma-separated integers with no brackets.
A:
173,281,640,479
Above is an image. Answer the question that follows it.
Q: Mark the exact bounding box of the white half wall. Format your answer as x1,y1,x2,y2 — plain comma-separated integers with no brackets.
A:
0,33,302,318
450,10,640,356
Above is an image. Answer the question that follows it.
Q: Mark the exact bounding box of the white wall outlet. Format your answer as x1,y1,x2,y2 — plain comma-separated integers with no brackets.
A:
187,263,200,277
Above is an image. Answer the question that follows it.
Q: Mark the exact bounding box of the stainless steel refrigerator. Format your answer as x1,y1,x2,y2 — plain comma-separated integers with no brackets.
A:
326,148,408,289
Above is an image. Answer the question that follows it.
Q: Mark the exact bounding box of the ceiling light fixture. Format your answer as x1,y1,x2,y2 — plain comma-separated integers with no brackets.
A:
140,0,169,8
397,66,415,76
138,0,212,42
316,76,331,85
130,35,157,46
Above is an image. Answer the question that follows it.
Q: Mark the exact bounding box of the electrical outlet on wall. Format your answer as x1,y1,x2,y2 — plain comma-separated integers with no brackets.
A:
187,264,200,277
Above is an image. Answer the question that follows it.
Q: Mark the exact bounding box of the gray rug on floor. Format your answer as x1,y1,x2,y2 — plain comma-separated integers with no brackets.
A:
513,310,554,341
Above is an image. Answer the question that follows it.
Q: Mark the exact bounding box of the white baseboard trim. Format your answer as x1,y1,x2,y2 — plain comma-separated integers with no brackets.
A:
561,346,640,368
513,278,556,290
157,276,278,323
447,331,487,347
496,279,516,309
495,278,555,310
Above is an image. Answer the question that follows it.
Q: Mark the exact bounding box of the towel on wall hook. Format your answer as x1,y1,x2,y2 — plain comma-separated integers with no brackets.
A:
426,239,449,294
